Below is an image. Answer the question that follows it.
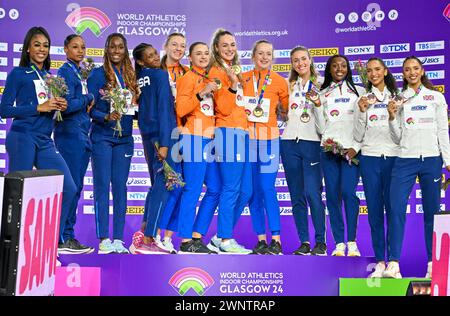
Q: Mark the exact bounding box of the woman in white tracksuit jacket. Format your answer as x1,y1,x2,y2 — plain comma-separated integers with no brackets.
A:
311,54,366,257
353,57,400,278
386,56,450,279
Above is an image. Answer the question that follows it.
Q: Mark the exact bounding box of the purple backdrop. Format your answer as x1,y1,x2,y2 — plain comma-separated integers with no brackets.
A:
0,0,449,277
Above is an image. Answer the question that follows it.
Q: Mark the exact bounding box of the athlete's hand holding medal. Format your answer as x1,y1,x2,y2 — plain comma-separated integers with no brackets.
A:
387,93,405,121
305,85,321,107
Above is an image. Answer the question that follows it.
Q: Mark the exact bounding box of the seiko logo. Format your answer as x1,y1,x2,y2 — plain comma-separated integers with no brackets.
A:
411,105,427,111
138,76,151,87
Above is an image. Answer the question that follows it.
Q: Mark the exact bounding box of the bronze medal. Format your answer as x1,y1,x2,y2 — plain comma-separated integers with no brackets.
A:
300,112,310,123
367,93,377,105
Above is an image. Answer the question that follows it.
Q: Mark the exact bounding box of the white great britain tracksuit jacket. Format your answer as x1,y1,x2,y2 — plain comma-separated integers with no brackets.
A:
388,85,450,166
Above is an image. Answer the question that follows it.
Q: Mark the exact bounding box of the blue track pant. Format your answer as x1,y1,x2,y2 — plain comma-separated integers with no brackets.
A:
281,139,326,244
389,156,442,262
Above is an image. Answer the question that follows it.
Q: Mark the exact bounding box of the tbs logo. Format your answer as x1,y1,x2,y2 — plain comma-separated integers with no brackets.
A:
380,43,410,54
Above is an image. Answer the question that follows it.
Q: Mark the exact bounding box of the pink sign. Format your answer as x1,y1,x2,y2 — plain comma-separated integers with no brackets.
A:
55,266,101,296
15,175,63,296
432,213,450,296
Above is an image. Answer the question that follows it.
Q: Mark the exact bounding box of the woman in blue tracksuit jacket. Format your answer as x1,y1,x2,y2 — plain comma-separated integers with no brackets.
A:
87,33,139,254
0,26,76,246
129,43,182,254
54,34,94,254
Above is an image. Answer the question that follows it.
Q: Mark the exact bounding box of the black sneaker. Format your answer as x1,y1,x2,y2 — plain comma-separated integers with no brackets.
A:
58,238,94,254
267,240,283,255
293,242,311,255
251,240,270,255
311,242,327,256
179,239,217,254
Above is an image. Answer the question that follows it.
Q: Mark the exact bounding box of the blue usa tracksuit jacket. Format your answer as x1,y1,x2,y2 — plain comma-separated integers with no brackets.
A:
55,60,94,241
0,63,77,243
137,67,181,237
87,65,134,240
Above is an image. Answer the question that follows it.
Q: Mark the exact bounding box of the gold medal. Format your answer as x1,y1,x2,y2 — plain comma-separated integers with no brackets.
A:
253,106,264,117
231,64,242,75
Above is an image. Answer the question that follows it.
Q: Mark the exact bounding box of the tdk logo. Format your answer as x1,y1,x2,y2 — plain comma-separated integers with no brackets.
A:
335,98,350,103
344,45,374,56
411,105,427,111
380,43,410,54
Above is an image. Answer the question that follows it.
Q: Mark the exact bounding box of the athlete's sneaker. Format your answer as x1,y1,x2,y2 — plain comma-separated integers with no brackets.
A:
58,238,94,255
220,239,252,255
133,241,171,254
293,242,311,255
311,242,327,256
207,235,222,253
252,240,270,255
129,230,145,254
98,238,115,254
331,242,346,256
112,239,130,254
267,240,283,255
425,261,432,279
179,239,217,254
369,262,386,278
347,241,361,257
162,237,177,254
383,261,402,279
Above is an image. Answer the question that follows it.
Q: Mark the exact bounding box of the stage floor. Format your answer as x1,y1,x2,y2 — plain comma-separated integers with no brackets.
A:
58,254,376,296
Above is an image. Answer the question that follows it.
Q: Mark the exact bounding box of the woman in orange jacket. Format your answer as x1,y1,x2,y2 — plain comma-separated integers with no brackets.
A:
175,42,221,254
236,39,289,254
205,29,252,254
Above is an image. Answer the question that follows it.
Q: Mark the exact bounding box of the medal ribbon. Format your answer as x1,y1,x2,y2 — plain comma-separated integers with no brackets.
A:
253,70,271,107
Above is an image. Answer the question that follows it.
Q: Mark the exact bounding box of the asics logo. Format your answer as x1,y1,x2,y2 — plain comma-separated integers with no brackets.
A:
269,154,276,160
310,162,320,166
434,178,441,182
125,154,133,158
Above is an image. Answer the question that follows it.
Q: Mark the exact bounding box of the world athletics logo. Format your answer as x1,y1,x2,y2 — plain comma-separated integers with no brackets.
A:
65,7,112,37
169,267,214,296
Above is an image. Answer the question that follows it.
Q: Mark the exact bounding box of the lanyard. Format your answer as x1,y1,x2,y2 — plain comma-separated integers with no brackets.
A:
253,70,271,107
114,71,126,90
190,66,209,80
66,60,83,81
324,80,343,97
403,85,423,103
30,64,48,86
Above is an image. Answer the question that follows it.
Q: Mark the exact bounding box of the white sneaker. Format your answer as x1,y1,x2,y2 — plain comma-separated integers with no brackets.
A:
369,262,386,278
331,242,346,256
347,241,361,257
383,261,402,279
207,235,222,253
425,261,432,279
162,237,177,254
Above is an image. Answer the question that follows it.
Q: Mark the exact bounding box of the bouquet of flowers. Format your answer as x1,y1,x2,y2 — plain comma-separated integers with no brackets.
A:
322,138,359,165
154,142,185,191
45,74,69,121
99,84,129,137
354,59,369,92
80,57,96,80
442,177,450,191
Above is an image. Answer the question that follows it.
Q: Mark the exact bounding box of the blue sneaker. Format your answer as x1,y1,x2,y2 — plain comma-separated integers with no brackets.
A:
98,238,115,254
112,239,130,254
